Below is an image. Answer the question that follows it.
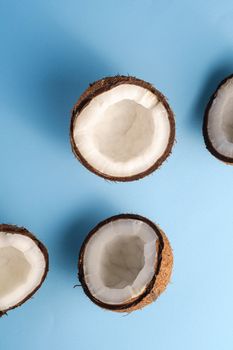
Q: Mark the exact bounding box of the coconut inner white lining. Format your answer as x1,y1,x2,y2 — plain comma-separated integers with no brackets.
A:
0,232,46,310
208,77,233,157
74,84,171,177
83,219,157,305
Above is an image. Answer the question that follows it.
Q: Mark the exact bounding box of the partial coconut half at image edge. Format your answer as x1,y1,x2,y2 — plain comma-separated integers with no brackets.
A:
70,76,175,181
78,214,173,312
0,225,48,316
203,74,233,164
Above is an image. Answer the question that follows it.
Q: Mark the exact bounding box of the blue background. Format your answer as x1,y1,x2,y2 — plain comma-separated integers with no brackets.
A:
1,1,233,349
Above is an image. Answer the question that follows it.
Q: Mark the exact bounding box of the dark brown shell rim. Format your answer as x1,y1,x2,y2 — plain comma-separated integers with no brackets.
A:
0,224,49,317
78,213,164,311
203,73,233,164
70,75,176,181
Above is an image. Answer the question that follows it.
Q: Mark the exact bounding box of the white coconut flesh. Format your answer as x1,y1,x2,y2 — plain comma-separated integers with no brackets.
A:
83,219,158,305
73,84,171,177
0,232,46,311
207,78,233,158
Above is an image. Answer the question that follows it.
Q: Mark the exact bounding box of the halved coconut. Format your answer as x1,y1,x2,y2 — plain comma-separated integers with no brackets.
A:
78,214,173,312
0,225,48,316
71,76,175,181
203,74,233,163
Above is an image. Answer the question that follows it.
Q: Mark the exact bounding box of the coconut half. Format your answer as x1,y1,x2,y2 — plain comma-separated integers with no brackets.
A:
71,76,175,181
78,214,173,312
203,74,233,163
0,225,48,316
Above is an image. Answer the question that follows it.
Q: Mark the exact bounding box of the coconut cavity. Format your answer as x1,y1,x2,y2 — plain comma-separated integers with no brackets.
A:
0,226,48,314
0,247,31,299
71,76,175,180
204,75,233,162
101,235,145,289
79,214,173,311
94,99,155,163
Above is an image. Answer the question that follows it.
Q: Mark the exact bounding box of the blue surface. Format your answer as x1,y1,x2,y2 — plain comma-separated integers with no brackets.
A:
1,1,233,349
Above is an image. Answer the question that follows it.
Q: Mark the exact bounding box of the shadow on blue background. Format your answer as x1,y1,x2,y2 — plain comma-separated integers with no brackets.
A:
56,198,118,276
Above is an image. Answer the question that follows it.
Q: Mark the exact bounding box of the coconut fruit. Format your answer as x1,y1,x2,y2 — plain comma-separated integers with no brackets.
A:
203,74,233,163
0,224,48,316
71,76,175,181
78,214,173,312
